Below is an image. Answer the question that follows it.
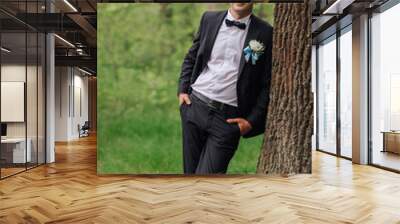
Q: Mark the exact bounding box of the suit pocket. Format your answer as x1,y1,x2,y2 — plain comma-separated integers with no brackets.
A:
232,123,241,136
179,102,187,114
224,120,241,137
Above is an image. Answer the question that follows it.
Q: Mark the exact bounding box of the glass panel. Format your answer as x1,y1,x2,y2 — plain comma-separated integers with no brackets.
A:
38,32,45,165
27,31,38,169
0,1,46,178
1,30,27,177
312,46,317,151
371,4,400,171
339,28,352,158
317,36,337,154
26,0,39,169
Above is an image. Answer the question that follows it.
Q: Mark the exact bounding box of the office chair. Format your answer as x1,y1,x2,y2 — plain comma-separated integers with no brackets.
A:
79,121,90,138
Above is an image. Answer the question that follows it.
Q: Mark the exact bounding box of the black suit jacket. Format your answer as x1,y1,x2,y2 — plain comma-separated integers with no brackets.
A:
178,10,273,138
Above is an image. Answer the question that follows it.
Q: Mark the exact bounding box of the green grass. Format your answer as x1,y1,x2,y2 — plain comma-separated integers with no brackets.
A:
98,110,263,174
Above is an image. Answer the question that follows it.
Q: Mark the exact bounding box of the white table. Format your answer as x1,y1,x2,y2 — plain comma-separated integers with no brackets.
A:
1,138,31,163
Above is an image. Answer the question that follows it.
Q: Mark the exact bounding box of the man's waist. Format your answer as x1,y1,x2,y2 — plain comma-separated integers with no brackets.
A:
191,90,238,112
190,84,238,104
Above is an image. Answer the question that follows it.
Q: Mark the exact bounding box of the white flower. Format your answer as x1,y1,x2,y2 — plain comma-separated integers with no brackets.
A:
249,40,265,53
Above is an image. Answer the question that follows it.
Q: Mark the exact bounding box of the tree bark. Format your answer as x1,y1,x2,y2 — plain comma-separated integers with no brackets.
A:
257,2,312,175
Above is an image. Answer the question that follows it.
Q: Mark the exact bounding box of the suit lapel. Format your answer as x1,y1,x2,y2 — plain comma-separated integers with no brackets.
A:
203,11,227,65
238,15,260,80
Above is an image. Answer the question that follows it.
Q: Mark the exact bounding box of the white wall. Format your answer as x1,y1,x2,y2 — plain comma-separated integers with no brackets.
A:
1,63,46,164
1,65,38,137
55,67,89,141
1,65,26,140
55,67,70,141
72,73,89,138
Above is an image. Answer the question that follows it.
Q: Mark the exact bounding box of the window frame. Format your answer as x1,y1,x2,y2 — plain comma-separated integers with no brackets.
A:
315,23,353,161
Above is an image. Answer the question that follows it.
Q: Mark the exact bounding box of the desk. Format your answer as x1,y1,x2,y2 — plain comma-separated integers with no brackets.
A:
382,131,400,154
1,138,31,163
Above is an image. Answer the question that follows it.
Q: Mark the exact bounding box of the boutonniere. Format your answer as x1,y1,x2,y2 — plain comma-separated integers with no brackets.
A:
243,40,265,65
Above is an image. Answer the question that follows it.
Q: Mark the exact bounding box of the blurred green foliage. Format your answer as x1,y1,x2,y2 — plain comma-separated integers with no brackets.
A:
98,3,274,174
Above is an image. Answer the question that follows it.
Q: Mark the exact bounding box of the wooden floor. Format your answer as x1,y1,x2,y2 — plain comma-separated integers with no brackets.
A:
1,135,400,223
1,167,26,178
372,150,400,171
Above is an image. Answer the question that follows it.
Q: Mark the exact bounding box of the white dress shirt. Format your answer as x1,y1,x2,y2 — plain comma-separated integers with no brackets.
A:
191,10,251,107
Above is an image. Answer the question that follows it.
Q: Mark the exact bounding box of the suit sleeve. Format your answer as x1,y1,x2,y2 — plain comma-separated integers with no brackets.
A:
177,13,206,95
246,27,273,132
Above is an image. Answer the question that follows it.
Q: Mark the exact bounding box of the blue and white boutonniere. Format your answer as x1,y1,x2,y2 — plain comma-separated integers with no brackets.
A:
243,40,265,65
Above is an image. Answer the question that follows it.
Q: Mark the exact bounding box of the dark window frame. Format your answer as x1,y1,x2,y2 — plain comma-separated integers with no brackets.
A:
315,22,353,161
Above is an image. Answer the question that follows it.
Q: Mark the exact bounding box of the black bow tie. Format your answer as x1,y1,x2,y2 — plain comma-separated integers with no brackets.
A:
225,19,246,30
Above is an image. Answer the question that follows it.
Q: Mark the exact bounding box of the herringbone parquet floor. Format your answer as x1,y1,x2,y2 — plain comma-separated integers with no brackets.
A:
1,134,400,224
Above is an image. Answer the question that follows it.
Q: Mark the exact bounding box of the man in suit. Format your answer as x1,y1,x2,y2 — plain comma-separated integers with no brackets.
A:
178,3,273,174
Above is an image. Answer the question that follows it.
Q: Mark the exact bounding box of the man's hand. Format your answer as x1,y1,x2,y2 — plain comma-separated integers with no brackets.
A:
226,118,252,136
178,93,191,106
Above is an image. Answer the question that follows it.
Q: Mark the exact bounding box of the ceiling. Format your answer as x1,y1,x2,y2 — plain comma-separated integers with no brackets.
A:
312,0,390,43
0,0,97,74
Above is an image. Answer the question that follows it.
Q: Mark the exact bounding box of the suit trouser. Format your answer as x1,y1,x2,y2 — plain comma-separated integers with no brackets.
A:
180,94,241,174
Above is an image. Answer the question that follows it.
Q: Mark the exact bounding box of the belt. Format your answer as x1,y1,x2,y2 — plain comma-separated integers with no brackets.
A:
191,90,236,111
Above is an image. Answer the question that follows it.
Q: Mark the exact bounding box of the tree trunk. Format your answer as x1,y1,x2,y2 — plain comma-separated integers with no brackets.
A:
257,2,312,175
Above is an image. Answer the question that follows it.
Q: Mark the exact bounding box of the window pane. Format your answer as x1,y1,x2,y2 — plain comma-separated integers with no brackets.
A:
27,31,38,169
318,36,337,154
340,28,352,158
371,4,400,171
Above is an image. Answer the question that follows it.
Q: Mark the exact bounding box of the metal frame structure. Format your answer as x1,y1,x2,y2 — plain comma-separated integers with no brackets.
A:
0,0,47,180
314,24,352,161
0,0,97,180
